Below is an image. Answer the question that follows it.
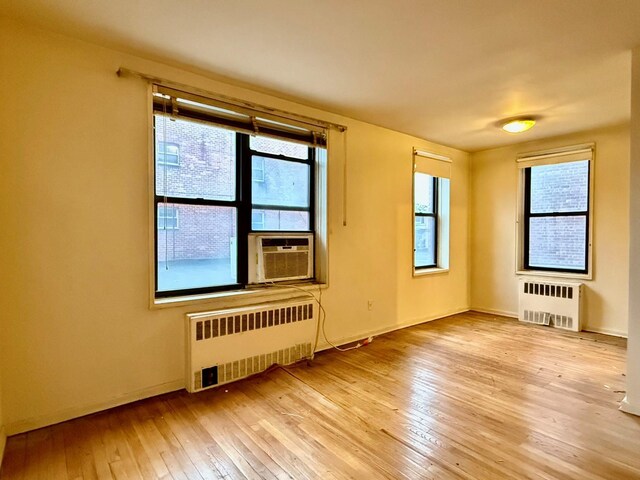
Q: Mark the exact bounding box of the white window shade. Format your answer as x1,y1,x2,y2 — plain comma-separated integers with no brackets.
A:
413,149,451,179
517,144,594,169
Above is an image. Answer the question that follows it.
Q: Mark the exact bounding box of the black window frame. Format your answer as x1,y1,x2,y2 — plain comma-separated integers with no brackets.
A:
153,115,316,298
414,174,438,269
523,161,590,274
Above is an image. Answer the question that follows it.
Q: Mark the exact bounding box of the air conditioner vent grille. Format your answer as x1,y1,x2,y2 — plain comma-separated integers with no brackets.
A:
264,250,309,280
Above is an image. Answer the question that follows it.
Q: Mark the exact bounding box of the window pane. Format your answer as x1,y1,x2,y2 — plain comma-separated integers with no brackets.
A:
250,136,308,159
252,156,309,208
529,216,586,270
414,216,436,267
155,115,236,201
530,160,589,213
157,204,237,291
414,173,434,214
252,209,309,231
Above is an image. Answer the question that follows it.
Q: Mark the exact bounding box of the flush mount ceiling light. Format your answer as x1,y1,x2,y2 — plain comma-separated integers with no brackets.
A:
501,117,536,134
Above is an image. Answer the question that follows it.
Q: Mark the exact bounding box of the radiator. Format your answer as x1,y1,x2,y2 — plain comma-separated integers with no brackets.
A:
185,298,317,393
518,279,583,332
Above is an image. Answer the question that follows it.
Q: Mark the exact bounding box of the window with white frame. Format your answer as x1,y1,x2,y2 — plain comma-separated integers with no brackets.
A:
157,204,179,230
413,149,450,273
153,86,328,298
517,144,594,276
156,141,180,166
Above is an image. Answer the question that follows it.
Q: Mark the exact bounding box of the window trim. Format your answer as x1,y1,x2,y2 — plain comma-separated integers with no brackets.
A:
516,143,595,280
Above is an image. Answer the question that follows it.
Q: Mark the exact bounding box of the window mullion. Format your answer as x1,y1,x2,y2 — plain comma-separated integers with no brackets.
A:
237,133,250,286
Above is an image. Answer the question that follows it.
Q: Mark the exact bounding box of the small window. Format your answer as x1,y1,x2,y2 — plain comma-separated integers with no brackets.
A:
412,149,451,273
252,157,265,183
251,211,265,230
157,205,179,230
518,145,594,276
157,141,180,166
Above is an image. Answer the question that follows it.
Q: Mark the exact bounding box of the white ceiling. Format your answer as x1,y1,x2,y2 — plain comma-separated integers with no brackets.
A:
3,0,640,151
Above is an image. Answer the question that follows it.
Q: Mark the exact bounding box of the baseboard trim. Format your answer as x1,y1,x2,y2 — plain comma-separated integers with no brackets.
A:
582,326,628,338
469,307,517,318
5,379,184,436
620,396,640,416
0,426,6,470
315,307,470,352
470,309,628,337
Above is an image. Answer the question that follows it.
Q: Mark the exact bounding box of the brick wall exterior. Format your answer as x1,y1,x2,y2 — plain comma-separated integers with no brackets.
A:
528,160,589,269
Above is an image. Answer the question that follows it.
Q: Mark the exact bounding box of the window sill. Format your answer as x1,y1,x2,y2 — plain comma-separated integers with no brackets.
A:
515,270,592,281
413,267,449,277
151,281,328,310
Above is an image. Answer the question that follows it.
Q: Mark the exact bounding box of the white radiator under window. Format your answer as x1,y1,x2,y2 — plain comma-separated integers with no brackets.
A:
518,279,583,332
185,298,317,393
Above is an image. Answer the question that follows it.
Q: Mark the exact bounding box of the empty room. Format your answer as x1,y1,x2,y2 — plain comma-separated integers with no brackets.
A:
1,1,640,478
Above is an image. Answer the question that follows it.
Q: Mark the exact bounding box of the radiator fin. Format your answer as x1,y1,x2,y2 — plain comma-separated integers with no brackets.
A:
194,302,314,342
196,342,313,391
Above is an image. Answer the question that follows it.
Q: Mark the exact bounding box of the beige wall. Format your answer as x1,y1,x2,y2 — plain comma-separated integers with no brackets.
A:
622,46,640,415
0,18,470,434
0,359,4,464
470,124,630,336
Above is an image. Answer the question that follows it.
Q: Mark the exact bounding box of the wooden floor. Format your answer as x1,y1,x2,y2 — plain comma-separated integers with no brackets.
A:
2,311,640,479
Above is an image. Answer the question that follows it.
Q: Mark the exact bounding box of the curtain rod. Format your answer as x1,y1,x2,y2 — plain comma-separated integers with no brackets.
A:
117,67,347,132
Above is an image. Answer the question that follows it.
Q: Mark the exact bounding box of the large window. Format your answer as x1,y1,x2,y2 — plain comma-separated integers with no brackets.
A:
518,145,593,275
153,87,322,298
413,149,451,273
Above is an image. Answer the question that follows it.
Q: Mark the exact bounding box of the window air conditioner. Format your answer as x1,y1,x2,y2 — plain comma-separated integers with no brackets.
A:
248,233,314,284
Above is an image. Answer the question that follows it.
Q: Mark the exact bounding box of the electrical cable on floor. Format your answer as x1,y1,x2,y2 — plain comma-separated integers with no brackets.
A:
263,282,373,353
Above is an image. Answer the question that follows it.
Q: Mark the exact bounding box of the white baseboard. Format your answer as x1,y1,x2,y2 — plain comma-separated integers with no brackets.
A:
470,308,628,338
620,396,640,416
582,326,628,338
5,379,184,436
315,306,470,352
0,426,6,469
469,307,517,318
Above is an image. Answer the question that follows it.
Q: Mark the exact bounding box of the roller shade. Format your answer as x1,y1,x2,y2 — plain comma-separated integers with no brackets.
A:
413,149,451,179
153,85,328,148
517,143,594,168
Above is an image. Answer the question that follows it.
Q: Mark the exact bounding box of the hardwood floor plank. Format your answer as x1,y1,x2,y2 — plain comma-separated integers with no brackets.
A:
2,312,639,479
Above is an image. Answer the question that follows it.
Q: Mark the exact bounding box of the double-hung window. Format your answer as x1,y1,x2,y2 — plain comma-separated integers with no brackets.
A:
413,149,451,273
517,144,594,276
153,86,325,298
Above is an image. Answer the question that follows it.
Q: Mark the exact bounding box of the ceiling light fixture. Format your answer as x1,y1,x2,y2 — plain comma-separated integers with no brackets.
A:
501,117,536,134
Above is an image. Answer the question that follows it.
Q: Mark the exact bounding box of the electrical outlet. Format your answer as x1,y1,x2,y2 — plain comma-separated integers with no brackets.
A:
367,300,374,311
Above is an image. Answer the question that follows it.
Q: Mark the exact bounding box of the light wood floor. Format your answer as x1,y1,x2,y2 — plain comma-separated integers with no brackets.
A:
2,311,639,479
